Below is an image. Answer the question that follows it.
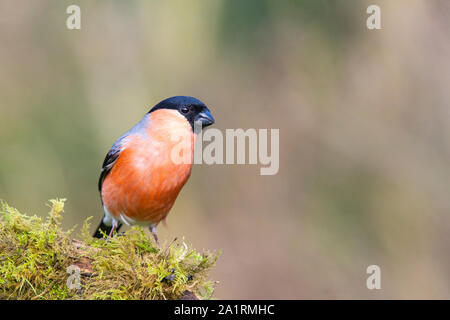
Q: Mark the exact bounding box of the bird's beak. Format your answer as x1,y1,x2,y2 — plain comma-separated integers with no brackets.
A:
196,109,215,127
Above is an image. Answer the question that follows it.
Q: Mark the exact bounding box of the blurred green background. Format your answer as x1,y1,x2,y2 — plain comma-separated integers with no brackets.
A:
1,0,450,299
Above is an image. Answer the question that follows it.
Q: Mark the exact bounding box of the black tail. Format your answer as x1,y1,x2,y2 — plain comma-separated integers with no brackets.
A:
93,219,122,238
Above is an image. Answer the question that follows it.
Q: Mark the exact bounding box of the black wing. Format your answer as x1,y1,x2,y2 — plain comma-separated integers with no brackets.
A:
95,136,127,237
98,117,145,199
98,138,126,195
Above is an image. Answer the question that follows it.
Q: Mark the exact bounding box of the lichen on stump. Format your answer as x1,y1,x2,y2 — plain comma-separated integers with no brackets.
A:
0,199,219,300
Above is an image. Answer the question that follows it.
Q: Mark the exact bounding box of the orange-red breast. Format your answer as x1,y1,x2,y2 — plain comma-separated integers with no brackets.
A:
93,96,214,241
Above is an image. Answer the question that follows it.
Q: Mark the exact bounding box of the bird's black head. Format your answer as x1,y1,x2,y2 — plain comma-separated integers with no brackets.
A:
149,96,215,131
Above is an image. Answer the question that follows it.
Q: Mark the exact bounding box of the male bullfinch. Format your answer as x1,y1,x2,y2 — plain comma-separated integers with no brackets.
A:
93,96,215,242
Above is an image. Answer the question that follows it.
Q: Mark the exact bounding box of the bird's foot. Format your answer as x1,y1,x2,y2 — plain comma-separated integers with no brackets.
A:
108,220,119,237
150,225,159,245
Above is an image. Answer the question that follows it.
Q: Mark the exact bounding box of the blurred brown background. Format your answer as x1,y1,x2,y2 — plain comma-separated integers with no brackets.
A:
1,0,450,299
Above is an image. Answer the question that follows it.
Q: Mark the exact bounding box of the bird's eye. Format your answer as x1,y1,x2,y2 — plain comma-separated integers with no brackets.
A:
180,106,190,114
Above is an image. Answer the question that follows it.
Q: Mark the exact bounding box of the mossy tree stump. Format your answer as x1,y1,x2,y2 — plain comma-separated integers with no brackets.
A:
0,199,218,300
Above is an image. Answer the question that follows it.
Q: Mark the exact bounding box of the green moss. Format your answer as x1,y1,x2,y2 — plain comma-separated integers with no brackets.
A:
0,199,219,300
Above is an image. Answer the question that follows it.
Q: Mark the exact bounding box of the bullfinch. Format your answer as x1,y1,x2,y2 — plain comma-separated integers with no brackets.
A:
93,96,215,242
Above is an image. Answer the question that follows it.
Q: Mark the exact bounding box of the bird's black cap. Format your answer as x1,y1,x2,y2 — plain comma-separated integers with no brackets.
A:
149,96,215,131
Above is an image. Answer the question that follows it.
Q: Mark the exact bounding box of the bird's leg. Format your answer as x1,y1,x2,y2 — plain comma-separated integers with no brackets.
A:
108,220,119,237
150,225,159,244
